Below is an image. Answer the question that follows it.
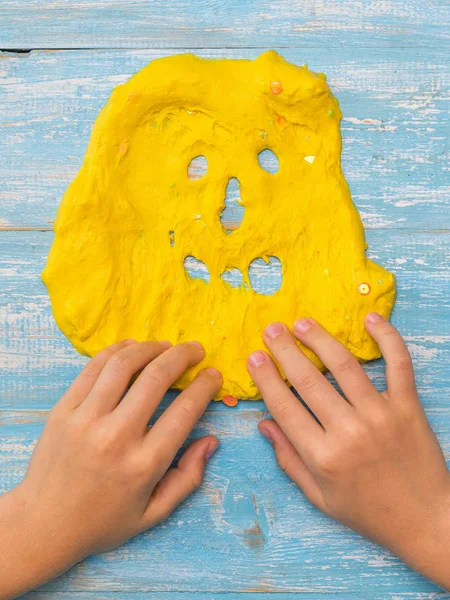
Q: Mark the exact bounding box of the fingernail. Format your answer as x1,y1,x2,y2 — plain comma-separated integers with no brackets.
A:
125,339,136,345
160,340,172,350
294,318,314,334
248,351,267,368
205,440,219,460
366,312,384,324
204,367,222,379
186,341,204,351
265,322,285,340
260,427,273,444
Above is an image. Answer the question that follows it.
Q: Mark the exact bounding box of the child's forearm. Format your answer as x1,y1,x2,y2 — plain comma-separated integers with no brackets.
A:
0,484,75,600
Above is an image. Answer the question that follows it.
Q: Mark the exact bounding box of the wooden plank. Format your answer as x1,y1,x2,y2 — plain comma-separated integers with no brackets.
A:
0,0,448,50
0,229,449,411
0,47,449,231
21,596,450,600
20,593,450,600
19,592,450,600
1,411,447,596
21,590,450,600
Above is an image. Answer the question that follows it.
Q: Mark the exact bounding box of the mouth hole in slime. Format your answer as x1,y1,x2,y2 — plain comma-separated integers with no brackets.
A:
187,155,208,180
249,256,282,295
220,177,245,234
258,148,279,174
221,267,243,288
184,255,210,283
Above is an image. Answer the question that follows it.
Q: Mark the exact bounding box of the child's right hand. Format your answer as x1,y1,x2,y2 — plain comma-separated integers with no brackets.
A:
248,314,450,590
0,340,221,600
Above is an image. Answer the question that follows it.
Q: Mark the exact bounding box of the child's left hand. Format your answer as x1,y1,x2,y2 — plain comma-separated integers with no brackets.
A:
0,339,221,600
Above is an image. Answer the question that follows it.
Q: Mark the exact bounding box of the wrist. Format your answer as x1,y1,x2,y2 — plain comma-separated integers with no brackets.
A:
394,475,450,590
0,482,81,599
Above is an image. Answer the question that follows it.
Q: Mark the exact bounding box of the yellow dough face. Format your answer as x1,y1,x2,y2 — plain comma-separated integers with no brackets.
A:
42,51,396,401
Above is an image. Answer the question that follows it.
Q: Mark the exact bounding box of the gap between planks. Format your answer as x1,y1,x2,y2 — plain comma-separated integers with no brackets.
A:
1,44,443,55
1,227,450,234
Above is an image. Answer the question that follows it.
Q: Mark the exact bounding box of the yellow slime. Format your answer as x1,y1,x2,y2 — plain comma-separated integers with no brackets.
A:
42,51,396,401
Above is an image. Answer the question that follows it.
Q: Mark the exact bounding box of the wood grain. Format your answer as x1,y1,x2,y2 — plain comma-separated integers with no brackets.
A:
0,0,449,50
0,47,449,230
0,230,449,412
0,1,449,597
18,595,450,600
2,410,449,598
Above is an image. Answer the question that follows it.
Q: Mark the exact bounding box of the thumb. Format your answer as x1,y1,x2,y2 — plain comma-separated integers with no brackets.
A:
259,419,325,511
141,435,219,529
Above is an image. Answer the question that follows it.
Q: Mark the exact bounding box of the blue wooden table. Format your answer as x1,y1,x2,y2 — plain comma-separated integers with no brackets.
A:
1,2,449,598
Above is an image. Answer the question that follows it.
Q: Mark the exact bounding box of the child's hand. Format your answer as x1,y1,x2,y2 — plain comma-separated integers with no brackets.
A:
0,340,221,600
248,314,450,590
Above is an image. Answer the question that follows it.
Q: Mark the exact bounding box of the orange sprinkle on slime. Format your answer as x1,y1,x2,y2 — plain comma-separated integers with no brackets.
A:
270,81,283,95
276,115,288,130
358,282,371,296
222,395,238,407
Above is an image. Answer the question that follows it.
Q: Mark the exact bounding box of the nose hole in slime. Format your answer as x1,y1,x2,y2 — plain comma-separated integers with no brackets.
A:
188,155,208,180
249,256,282,295
184,256,210,283
220,177,245,234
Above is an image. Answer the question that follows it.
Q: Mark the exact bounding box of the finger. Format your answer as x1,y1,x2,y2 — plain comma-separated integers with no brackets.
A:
365,313,417,397
81,341,171,417
114,341,206,432
247,349,323,458
58,340,135,410
292,319,380,408
141,436,218,529
263,322,351,427
143,368,222,477
259,420,325,511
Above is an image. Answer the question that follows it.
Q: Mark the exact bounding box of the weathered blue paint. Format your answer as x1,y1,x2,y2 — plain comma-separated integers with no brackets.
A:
0,2,449,598
0,47,449,231
2,411,450,599
1,230,449,412
0,0,448,49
